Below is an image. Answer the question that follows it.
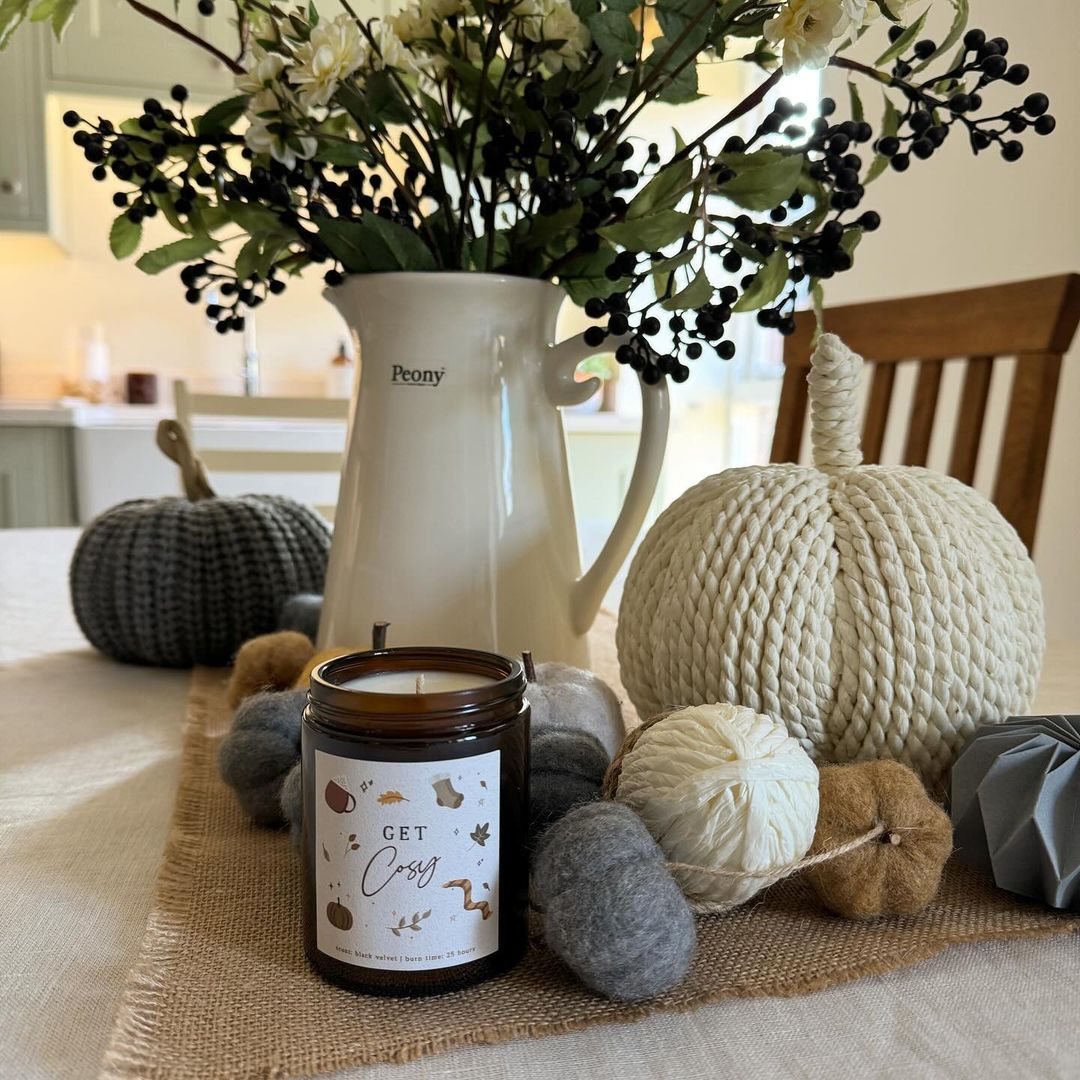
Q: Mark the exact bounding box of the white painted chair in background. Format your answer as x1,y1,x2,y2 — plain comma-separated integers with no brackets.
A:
173,379,349,522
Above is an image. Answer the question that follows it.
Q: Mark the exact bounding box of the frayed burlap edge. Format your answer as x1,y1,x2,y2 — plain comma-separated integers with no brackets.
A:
99,673,219,1080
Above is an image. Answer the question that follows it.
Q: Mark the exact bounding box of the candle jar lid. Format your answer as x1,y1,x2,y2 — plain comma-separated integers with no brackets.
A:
309,647,527,738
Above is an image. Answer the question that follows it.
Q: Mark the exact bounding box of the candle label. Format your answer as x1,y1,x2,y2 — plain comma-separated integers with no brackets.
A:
314,748,500,971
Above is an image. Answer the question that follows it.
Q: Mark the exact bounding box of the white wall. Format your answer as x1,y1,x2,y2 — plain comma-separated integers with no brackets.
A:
821,0,1080,640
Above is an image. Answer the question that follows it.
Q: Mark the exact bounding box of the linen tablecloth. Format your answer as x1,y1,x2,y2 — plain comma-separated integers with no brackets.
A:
1,528,1078,1080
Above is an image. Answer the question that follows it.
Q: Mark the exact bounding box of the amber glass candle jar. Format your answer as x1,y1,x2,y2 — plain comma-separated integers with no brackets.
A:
301,646,529,996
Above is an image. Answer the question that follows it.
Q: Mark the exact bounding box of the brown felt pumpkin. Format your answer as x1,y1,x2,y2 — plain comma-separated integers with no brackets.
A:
326,898,353,931
805,761,953,919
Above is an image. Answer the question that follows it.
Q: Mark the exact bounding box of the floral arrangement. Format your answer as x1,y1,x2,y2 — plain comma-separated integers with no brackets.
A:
1,0,1055,382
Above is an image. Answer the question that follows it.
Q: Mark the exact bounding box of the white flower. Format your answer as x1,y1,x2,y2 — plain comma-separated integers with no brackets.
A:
517,0,590,72
243,89,317,169
370,21,424,75
763,0,847,73
235,44,287,96
291,14,368,111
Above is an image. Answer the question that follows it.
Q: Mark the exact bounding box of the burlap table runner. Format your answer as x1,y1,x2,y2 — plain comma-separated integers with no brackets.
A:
101,616,1080,1079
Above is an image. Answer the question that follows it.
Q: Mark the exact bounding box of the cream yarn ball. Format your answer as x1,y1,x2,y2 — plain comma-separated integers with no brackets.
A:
617,333,1044,788
611,703,819,907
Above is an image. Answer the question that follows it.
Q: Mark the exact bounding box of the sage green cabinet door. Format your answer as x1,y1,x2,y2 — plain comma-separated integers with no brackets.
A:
0,428,77,528
0,30,47,231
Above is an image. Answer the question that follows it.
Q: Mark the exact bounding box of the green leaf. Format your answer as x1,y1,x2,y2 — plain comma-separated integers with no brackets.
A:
109,213,141,260
840,224,863,265
875,7,929,66
847,81,864,125
559,249,626,305
864,95,900,184
598,209,694,251
733,249,787,312
603,0,638,10
235,234,288,281
627,159,693,220
314,216,436,273
307,0,318,24
195,95,249,136
714,150,804,211
586,11,639,62
29,0,75,37
219,200,287,235
317,139,372,166
661,266,713,311
913,0,967,71
0,0,31,49
363,70,415,126
135,235,219,275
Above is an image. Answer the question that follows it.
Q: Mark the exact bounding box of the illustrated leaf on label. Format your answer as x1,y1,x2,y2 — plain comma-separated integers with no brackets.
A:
398,915,406,927
378,790,409,804
349,834,356,841
479,780,487,789
470,822,491,846
422,910,432,920
350,843,359,850
322,844,330,862
391,927,401,937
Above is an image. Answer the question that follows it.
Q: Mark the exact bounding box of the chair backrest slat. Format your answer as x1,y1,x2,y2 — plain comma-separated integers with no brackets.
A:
947,356,994,485
992,352,1064,551
861,363,895,465
902,359,944,467
770,273,1080,551
173,379,349,519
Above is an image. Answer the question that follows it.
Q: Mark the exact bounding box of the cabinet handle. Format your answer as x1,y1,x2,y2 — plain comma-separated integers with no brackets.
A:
0,178,23,196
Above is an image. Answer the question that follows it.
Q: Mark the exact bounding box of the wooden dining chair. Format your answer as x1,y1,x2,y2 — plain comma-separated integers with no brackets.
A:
770,273,1080,551
174,380,350,521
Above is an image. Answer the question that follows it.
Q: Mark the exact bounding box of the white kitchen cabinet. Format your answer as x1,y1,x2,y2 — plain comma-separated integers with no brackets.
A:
0,29,48,231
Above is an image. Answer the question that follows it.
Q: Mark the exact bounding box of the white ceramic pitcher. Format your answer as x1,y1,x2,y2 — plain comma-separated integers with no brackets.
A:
319,272,669,667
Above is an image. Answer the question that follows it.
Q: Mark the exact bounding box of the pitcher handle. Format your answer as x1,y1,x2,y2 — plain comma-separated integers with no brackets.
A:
544,332,671,635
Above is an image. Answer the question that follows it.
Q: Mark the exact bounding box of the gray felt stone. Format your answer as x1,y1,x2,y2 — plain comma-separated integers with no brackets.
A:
528,662,625,759
529,728,609,837
278,593,323,642
543,858,696,1001
218,689,304,826
280,761,303,848
531,801,663,910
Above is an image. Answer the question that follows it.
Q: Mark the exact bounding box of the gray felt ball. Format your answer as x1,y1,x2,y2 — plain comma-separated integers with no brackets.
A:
277,593,323,642
528,662,625,758
531,801,663,910
532,801,696,1001
544,858,696,1001
218,689,305,826
280,761,303,848
530,728,609,837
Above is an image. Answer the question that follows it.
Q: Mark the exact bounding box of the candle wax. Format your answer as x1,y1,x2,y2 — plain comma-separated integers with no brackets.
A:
340,669,497,694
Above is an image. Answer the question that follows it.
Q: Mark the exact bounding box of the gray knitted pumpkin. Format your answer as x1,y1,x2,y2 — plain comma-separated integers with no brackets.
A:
70,419,331,667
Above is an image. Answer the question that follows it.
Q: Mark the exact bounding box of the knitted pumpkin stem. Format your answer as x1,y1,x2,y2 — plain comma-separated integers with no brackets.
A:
155,419,216,501
808,333,864,471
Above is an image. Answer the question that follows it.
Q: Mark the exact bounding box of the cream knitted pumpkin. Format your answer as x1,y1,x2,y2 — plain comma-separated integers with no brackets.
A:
617,334,1045,787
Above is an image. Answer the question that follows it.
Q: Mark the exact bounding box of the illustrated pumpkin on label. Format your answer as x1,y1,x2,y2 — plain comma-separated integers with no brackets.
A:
617,333,1045,787
326,899,353,932
70,420,331,668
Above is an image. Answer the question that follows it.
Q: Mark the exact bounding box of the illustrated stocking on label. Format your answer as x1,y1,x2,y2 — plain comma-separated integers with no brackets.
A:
432,776,464,808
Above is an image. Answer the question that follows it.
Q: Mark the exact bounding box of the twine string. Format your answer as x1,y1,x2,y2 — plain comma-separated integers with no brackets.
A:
667,823,921,916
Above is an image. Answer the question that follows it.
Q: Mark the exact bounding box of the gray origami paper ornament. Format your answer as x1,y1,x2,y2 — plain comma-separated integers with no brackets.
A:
950,715,1080,909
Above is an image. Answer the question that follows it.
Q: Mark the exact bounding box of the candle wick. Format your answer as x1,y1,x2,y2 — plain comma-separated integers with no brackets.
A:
415,673,426,694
